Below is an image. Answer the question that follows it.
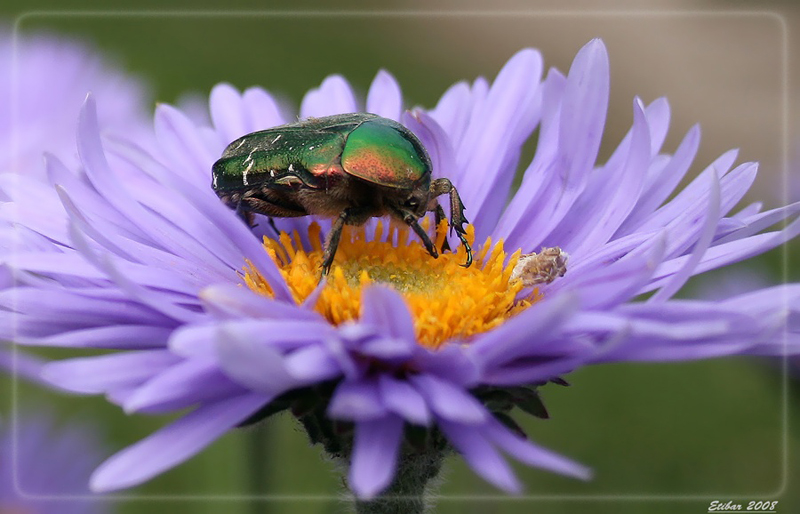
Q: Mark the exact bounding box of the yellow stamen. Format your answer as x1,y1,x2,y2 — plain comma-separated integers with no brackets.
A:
243,220,539,349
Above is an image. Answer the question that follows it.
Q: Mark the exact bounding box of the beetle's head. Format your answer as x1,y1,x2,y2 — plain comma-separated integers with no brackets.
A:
388,186,430,224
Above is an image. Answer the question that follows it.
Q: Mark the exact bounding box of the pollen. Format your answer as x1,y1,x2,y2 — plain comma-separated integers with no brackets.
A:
243,220,540,349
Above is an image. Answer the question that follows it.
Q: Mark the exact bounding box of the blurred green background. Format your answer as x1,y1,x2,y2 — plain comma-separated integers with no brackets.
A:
3,1,799,513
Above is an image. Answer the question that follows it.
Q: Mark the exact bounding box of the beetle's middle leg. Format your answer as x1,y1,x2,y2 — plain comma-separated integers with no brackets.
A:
321,211,347,278
321,207,373,279
429,178,472,267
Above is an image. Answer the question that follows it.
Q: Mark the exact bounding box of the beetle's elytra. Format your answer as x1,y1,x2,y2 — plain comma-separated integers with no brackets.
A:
212,113,471,276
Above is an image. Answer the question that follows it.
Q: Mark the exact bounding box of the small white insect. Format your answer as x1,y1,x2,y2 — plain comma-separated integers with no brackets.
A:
511,247,569,287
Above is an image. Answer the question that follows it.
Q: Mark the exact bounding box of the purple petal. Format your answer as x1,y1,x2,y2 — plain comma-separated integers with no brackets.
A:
413,345,480,386
600,340,753,362
44,152,133,232
480,356,583,386
5,249,201,298
456,48,543,238
557,232,667,310
0,287,169,328
366,70,402,121
199,284,321,320
63,216,204,324
215,322,300,393
378,375,431,426
408,374,486,424
209,83,249,143
18,325,172,350
154,103,219,183
614,122,701,237
643,217,800,293
328,378,387,421
283,344,342,382
360,285,416,343
300,75,358,118
715,201,800,245
660,162,756,259
90,393,269,492
438,420,521,493
483,417,591,480
649,165,721,302
493,68,567,247
359,336,416,362
42,351,180,394
643,97,671,156
0,347,46,384
430,80,471,145
217,318,334,350
1,174,70,243
514,41,609,250
105,138,294,301
349,415,404,499
561,98,650,258
169,323,216,357
242,86,286,130
558,39,609,189
78,96,223,270
635,149,737,234
402,109,456,183
124,358,244,413
469,293,576,369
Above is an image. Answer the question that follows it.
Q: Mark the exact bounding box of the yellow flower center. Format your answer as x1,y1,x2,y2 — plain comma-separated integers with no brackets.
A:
243,220,539,349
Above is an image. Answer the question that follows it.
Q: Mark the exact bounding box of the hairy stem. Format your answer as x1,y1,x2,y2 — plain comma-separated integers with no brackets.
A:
352,449,444,514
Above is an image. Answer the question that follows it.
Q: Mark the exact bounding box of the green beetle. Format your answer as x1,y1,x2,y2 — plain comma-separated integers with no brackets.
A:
212,113,471,276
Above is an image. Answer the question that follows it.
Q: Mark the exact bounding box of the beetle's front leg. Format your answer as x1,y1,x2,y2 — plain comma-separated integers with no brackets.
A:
389,205,439,260
410,221,438,259
430,178,472,267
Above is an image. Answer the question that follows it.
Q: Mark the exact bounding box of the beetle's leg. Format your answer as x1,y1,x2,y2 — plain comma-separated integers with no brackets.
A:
267,217,280,237
456,231,473,268
321,210,349,279
434,204,452,253
234,198,256,228
389,205,439,260
410,220,438,259
430,178,472,267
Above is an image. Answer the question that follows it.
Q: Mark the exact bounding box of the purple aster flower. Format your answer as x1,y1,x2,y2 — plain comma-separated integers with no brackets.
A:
0,351,110,514
0,27,150,176
3,38,800,510
0,412,110,514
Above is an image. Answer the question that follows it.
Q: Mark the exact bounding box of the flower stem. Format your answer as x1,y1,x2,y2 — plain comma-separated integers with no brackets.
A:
292,386,447,514
246,424,271,514
353,450,444,514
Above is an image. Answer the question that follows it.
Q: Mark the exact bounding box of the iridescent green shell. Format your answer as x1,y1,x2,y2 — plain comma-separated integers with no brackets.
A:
211,113,431,193
340,116,431,190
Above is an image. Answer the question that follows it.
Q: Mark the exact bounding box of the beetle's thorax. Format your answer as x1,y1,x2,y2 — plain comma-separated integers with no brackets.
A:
295,174,397,223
